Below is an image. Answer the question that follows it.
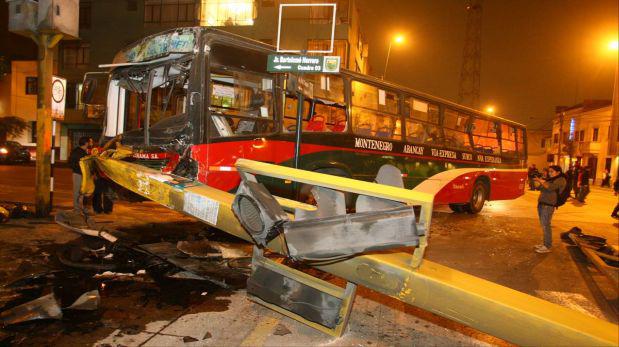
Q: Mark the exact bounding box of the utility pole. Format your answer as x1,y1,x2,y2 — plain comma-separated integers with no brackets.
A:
32,33,62,216
7,0,78,217
458,0,483,109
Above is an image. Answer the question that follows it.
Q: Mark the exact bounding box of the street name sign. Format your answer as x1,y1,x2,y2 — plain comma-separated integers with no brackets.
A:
267,55,340,74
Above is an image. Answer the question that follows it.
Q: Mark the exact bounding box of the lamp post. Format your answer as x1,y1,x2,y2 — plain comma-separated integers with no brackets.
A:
382,34,404,80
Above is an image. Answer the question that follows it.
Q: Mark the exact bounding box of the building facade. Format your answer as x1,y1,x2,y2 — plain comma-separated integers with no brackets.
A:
547,100,619,184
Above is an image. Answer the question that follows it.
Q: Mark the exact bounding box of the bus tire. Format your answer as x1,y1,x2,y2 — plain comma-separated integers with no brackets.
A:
465,180,488,214
449,203,467,213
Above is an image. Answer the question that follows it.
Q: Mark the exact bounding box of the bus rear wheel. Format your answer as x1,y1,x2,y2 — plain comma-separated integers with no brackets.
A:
464,181,488,214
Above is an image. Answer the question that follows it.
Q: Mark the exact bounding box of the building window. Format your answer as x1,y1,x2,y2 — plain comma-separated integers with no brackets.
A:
145,0,197,24
307,39,348,68
578,129,584,141
562,131,568,144
61,42,90,68
553,133,559,144
25,77,37,95
541,138,546,148
200,0,256,26
79,1,91,29
592,128,599,142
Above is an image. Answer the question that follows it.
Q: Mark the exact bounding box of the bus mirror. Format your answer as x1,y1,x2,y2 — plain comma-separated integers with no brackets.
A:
81,72,108,105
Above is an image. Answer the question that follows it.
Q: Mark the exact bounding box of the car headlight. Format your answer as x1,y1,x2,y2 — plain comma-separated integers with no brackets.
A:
0,148,8,154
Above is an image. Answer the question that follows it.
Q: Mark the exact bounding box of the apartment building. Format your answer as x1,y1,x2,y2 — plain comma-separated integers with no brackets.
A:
547,100,619,183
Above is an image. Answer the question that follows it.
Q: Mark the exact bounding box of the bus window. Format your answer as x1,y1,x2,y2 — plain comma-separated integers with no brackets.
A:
500,124,517,157
285,74,347,133
516,127,525,156
351,81,401,140
471,117,500,154
442,109,471,150
209,69,275,137
283,96,311,132
403,97,441,145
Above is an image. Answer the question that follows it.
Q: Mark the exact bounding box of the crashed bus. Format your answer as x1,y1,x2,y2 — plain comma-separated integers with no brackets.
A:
85,27,527,214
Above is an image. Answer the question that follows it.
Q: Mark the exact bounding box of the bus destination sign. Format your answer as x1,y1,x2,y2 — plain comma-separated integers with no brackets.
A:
267,55,341,74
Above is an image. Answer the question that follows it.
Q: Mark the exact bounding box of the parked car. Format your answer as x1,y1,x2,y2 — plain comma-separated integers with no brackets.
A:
0,141,31,163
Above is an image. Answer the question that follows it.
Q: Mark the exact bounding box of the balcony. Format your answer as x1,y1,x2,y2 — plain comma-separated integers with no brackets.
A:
577,141,601,154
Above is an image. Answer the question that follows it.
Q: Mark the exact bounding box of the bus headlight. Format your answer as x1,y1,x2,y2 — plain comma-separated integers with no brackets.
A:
0,147,8,154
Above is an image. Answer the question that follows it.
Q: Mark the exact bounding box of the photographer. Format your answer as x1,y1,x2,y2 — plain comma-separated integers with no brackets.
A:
533,165,566,254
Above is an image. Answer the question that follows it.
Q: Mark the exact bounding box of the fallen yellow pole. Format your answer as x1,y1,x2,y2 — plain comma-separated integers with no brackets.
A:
85,154,619,346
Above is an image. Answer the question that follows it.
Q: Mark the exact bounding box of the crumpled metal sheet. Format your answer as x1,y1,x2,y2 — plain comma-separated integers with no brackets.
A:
66,290,100,311
0,293,62,326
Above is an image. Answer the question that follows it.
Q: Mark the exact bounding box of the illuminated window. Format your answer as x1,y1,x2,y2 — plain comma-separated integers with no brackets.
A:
200,0,256,26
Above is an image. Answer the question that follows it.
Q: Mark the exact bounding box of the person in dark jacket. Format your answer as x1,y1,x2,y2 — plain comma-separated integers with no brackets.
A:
576,167,590,202
612,179,619,219
68,137,92,213
533,165,566,253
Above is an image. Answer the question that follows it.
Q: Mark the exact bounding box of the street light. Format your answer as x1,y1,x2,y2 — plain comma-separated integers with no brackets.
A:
609,39,618,51
382,34,405,80
485,105,496,115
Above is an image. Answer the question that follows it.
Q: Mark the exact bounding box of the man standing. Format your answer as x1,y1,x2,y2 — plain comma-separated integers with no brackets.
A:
68,137,92,213
576,167,590,203
533,165,566,254
527,164,540,190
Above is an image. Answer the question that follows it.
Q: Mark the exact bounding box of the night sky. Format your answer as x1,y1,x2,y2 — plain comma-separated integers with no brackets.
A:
357,0,618,128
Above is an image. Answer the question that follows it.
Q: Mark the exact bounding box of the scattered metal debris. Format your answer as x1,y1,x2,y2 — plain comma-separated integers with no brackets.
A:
0,293,62,326
65,290,100,311
177,240,222,259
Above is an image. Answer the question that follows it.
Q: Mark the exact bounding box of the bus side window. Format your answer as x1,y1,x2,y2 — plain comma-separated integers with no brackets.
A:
283,95,311,133
442,109,471,150
516,128,525,157
351,81,400,140
306,102,347,133
209,70,275,138
500,124,517,157
404,98,441,145
471,117,500,154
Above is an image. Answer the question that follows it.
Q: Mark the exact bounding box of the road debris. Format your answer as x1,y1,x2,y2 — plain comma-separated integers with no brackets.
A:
0,293,62,326
65,290,100,311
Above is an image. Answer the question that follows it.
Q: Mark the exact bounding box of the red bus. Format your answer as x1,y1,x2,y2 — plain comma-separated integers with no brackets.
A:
89,27,527,213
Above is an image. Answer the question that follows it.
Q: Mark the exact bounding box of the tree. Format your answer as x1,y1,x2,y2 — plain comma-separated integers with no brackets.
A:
0,116,29,143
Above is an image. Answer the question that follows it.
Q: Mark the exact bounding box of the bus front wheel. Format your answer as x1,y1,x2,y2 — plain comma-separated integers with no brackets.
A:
465,180,488,214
